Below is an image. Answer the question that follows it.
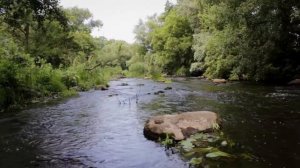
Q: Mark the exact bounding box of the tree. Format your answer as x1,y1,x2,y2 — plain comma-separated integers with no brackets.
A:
0,0,67,51
64,7,102,33
134,15,161,53
30,20,78,67
192,0,300,81
86,40,133,71
63,7,103,62
150,9,194,75
0,4,132,110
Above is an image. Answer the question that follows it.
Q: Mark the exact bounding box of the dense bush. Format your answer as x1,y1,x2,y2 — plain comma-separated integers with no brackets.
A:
127,62,147,77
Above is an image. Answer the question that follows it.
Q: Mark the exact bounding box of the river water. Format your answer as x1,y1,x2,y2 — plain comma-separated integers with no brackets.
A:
0,78,300,168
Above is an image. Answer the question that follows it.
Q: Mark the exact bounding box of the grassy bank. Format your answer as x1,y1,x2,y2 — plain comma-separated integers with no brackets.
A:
0,55,122,112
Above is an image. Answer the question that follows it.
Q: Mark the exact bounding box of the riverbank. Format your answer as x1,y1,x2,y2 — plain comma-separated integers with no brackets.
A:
0,67,123,113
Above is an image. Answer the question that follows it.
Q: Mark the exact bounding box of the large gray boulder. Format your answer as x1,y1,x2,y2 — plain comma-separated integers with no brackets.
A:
144,111,219,141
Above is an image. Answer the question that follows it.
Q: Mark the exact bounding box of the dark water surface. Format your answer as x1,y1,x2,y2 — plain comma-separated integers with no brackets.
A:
1,78,300,167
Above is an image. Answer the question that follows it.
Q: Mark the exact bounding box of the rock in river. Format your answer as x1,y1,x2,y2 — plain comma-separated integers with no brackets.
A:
154,91,165,95
212,79,227,84
164,87,172,90
144,111,219,141
288,79,300,85
95,85,109,91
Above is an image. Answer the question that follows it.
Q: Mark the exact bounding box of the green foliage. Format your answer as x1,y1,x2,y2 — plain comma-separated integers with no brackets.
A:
194,0,300,81
175,67,189,76
189,157,203,166
1,0,299,110
131,8,194,76
65,7,102,33
0,0,67,51
0,59,18,109
131,0,300,82
62,71,79,89
150,9,194,75
38,66,67,93
0,4,132,111
190,62,205,75
30,20,77,67
180,138,196,151
177,132,256,167
160,134,174,147
61,89,78,98
212,122,220,130
206,150,232,158
128,62,147,77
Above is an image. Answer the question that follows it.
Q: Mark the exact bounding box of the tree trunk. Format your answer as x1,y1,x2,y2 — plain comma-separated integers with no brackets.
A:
25,23,30,51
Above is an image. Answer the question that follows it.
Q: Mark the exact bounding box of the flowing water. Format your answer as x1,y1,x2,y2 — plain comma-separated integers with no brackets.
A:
0,78,300,168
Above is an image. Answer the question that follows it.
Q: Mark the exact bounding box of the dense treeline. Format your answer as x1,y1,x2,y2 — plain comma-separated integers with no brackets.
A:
1,0,300,110
0,0,132,110
129,0,300,81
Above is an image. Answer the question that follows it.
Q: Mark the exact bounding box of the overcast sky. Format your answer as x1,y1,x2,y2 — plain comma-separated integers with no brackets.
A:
60,0,176,43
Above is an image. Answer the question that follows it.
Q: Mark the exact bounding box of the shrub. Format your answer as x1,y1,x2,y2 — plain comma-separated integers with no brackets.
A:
128,62,147,77
176,67,189,77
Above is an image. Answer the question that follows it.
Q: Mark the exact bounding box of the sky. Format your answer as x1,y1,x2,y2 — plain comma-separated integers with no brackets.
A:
60,0,176,43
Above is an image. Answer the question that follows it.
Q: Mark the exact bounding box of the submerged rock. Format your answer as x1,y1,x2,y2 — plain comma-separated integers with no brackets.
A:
164,87,172,90
120,83,129,86
95,85,108,91
212,79,227,84
154,90,165,95
108,94,118,97
144,111,219,141
288,79,300,85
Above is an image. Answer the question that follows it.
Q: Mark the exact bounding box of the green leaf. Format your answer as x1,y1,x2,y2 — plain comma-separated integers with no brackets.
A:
191,147,214,153
240,153,255,160
189,157,203,166
161,134,174,146
183,151,195,157
191,133,205,140
212,122,220,130
206,151,232,158
180,138,195,151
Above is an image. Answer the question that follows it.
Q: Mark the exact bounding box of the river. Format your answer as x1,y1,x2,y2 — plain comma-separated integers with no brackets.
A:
0,78,300,167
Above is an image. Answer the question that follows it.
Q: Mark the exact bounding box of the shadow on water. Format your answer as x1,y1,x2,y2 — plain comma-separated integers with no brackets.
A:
0,78,300,167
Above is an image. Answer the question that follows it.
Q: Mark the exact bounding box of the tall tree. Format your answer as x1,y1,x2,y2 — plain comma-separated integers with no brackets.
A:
0,0,67,51
192,0,300,81
150,9,194,75
64,7,102,33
